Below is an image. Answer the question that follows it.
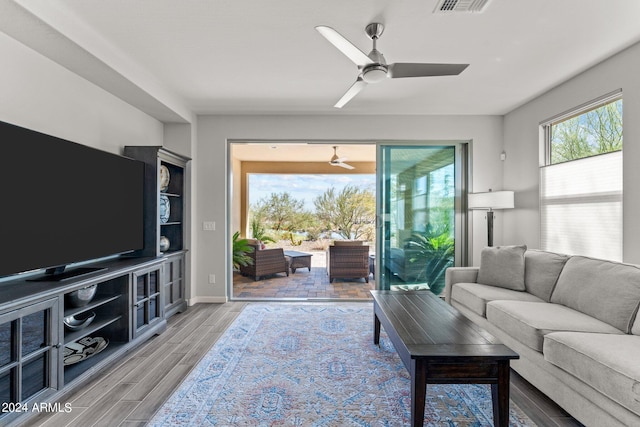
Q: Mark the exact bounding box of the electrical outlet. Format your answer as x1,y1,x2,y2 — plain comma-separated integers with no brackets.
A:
203,221,216,231
208,274,216,284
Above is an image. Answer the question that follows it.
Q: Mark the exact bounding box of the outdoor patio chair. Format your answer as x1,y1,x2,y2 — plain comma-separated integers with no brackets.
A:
326,241,370,283
239,244,289,281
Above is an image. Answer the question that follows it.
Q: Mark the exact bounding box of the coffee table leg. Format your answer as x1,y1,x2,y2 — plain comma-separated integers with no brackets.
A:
374,312,381,345
491,361,510,427
410,358,426,427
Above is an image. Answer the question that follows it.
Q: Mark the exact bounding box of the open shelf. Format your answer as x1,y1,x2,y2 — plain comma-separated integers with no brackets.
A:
63,295,121,318
64,341,127,384
64,315,123,345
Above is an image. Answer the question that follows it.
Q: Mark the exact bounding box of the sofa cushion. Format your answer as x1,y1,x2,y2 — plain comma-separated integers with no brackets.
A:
551,256,640,333
451,282,543,317
633,311,640,336
524,250,569,302
476,245,527,291
544,332,640,414
486,301,623,352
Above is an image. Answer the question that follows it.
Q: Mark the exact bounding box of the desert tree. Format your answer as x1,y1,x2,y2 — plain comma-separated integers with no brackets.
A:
314,185,375,240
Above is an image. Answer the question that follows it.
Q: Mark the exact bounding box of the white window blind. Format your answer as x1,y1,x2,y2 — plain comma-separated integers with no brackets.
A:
540,151,622,261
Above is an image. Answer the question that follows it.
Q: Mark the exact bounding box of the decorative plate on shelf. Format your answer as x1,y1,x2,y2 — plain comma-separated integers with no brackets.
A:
160,195,171,223
159,165,170,192
63,336,109,366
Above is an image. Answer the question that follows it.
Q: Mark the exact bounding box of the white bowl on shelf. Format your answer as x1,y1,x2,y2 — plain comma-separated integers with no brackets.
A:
66,285,97,307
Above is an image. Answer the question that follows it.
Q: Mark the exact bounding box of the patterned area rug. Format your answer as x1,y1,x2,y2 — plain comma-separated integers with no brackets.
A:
150,303,536,426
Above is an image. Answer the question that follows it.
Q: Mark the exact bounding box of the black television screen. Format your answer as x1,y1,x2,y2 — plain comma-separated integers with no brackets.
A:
0,120,144,279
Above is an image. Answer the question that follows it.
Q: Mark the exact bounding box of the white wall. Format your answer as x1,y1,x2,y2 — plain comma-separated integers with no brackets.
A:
503,41,640,263
0,32,163,153
193,114,504,302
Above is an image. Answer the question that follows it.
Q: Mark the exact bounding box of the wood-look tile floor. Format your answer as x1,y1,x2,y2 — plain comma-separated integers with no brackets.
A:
21,302,582,427
22,303,246,427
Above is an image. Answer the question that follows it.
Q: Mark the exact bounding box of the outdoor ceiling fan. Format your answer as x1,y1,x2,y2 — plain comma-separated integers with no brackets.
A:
329,146,354,169
316,23,469,108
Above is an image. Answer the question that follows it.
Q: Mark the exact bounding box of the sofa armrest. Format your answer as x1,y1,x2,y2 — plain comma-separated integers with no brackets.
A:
444,267,479,304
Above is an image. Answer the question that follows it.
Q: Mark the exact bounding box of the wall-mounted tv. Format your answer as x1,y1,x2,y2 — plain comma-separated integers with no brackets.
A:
0,120,144,280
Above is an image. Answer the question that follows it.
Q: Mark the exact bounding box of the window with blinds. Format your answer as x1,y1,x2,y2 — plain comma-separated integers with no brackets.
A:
540,91,623,261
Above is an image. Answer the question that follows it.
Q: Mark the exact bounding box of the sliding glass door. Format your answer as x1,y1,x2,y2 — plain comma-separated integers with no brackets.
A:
376,144,466,295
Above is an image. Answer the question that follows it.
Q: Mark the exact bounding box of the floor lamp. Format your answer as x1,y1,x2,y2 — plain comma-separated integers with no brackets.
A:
468,190,514,246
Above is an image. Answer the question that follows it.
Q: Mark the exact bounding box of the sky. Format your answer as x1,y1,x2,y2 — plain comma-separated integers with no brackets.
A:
249,174,375,211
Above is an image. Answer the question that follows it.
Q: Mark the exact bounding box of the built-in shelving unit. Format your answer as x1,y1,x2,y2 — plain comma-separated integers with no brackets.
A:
0,257,166,427
0,144,192,426
124,146,190,318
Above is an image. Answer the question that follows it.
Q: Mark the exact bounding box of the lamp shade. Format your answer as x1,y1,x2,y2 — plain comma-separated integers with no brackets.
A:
468,190,514,210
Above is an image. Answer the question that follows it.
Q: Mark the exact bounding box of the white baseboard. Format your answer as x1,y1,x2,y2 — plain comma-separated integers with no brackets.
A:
188,296,228,305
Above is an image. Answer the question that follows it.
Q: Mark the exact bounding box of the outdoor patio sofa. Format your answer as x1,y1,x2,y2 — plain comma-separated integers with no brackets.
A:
445,245,640,427
326,240,370,283
239,241,289,281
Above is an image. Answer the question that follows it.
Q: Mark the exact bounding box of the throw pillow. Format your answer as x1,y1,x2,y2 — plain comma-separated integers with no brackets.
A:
551,256,640,333
477,245,527,291
524,250,570,301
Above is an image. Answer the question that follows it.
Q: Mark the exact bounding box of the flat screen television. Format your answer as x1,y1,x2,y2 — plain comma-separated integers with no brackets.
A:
0,120,144,280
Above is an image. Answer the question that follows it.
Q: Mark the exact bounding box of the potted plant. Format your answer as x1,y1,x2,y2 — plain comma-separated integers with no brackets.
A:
250,218,275,246
232,231,254,270
405,224,455,296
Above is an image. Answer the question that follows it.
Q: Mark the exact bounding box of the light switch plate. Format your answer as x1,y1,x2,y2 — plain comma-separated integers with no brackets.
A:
203,221,216,231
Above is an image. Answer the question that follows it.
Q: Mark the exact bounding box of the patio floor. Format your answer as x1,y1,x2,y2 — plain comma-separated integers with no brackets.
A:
232,249,374,300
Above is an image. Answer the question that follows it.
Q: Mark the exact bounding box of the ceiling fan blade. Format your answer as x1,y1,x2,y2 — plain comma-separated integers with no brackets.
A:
336,162,355,170
388,63,469,78
315,26,374,67
334,78,367,108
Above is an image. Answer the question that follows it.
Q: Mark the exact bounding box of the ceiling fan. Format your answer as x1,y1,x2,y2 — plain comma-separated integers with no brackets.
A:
329,146,354,169
316,23,469,108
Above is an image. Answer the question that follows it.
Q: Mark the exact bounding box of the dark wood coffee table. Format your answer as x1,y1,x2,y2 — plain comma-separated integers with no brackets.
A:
283,250,312,273
371,290,518,427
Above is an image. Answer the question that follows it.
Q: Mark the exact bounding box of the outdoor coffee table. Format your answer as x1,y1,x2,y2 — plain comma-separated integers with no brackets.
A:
283,250,312,273
371,290,519,427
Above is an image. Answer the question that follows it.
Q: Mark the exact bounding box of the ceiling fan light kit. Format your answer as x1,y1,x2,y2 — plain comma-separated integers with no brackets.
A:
315,22,469,108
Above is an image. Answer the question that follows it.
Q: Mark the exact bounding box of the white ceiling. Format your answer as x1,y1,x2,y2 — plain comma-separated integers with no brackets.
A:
4,0,640,121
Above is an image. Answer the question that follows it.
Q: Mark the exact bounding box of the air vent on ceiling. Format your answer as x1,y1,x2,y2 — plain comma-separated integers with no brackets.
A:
434,0,491,13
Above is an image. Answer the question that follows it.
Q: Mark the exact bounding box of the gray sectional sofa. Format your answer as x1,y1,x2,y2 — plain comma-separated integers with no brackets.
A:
445,246,640,427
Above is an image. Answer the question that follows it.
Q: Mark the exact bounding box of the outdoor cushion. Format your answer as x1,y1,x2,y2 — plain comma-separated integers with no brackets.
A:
476,245,527,291
551,256,640,333
451,282,543,317
333,240,363,246
524,249,569,301
486,300,623,352
544,332,640,414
